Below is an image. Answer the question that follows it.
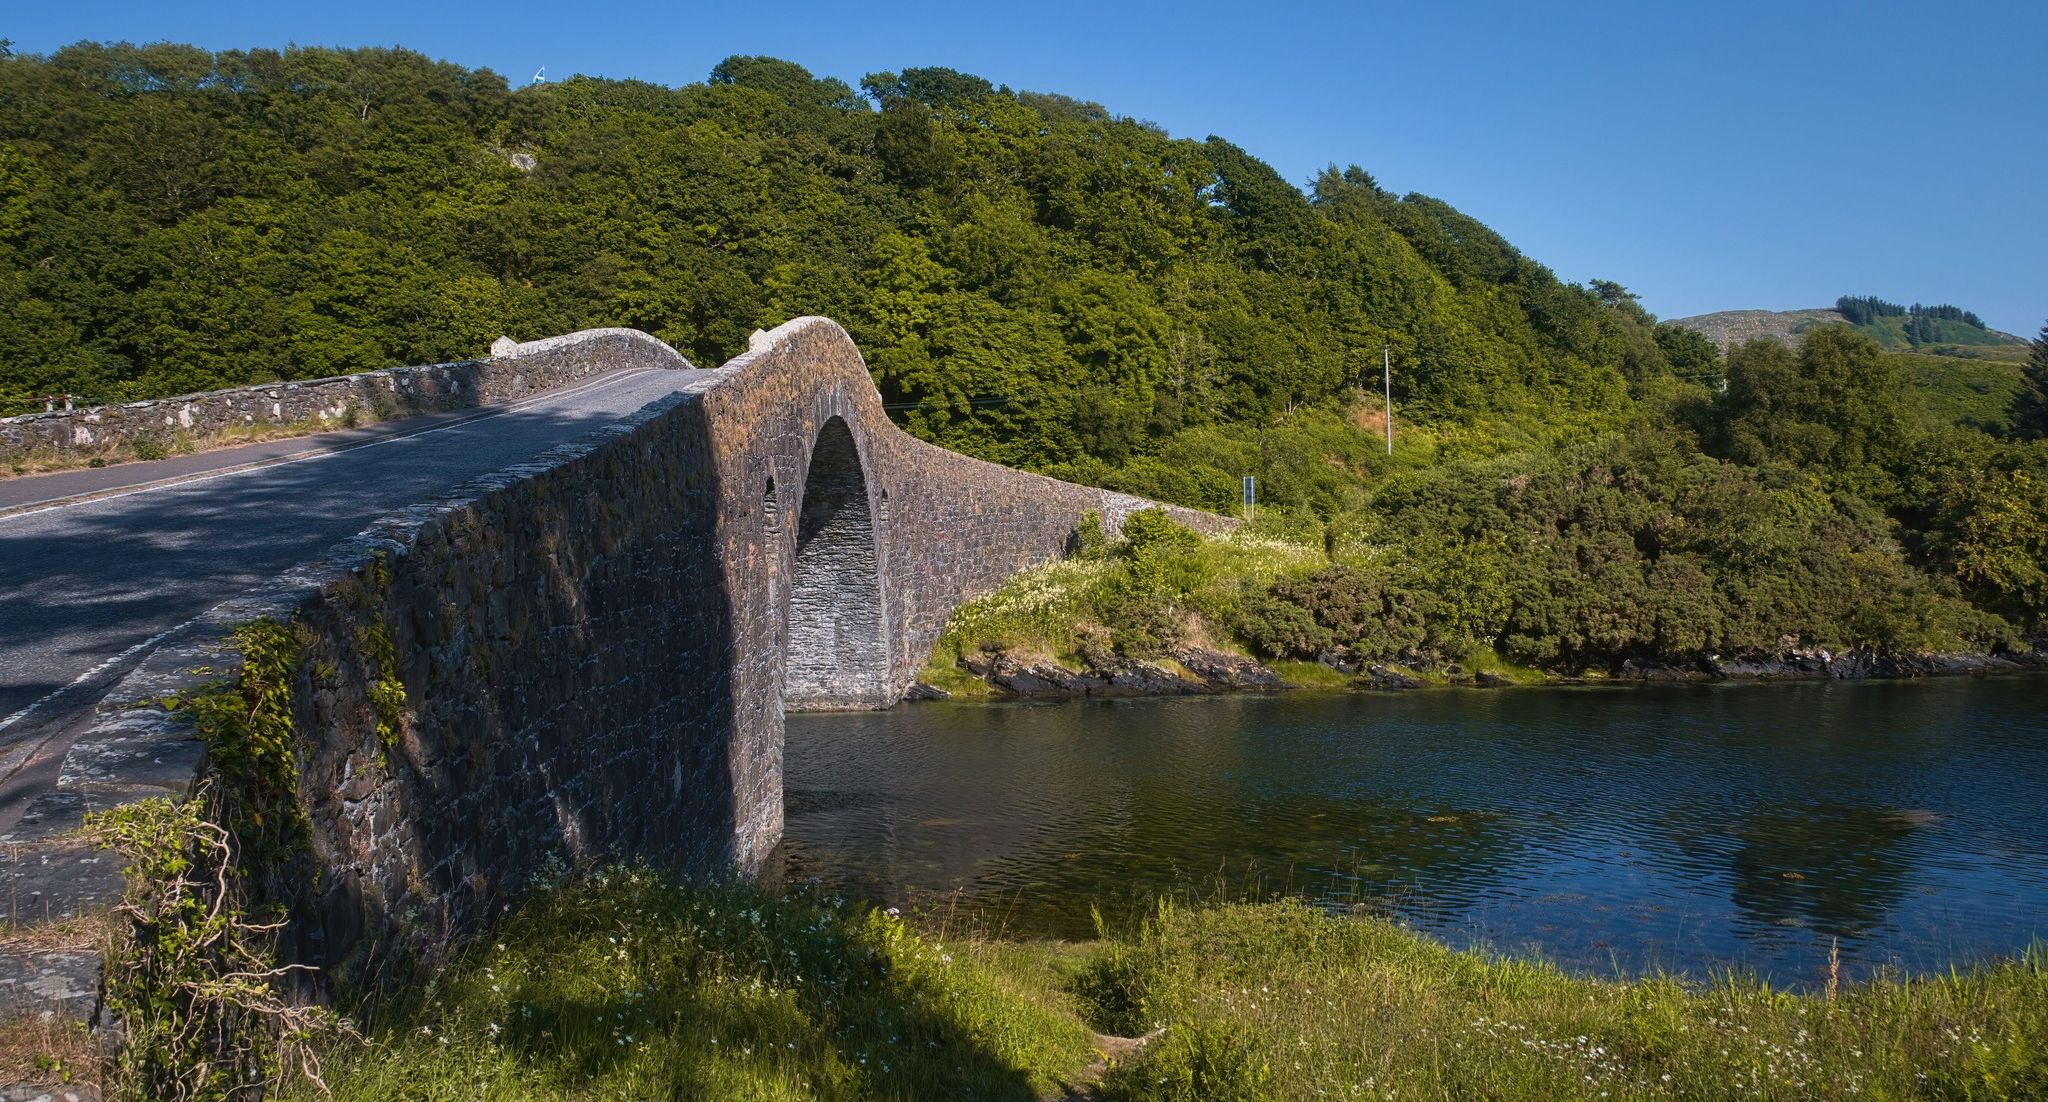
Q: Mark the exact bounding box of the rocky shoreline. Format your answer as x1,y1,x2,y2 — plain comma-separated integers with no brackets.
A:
912,641,2048,702
918,644,1286,700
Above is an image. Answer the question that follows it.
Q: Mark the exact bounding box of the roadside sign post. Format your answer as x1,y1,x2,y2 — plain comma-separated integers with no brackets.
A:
1383,344,1393,456
1242,475,1255,522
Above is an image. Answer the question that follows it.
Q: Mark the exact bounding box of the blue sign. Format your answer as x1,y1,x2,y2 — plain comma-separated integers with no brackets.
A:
1242,476,1255,506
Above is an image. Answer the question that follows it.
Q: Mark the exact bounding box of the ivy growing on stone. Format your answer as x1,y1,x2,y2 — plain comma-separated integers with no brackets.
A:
353,553,408,752
88,616,352,1100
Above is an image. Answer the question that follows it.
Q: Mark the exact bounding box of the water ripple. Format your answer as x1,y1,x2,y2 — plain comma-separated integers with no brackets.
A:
782,678,2048,985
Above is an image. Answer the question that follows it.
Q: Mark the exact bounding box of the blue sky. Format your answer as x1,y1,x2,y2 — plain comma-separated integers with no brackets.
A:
10,0,2046,334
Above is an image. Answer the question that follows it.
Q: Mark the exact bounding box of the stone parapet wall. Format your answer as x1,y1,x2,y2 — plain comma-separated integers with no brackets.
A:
0,328,687,467
0,317,1234,1015
695,319,1231,865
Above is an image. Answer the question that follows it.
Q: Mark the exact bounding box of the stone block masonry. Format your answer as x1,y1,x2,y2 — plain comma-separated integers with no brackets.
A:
0,327,665,468
0,317,1231,1019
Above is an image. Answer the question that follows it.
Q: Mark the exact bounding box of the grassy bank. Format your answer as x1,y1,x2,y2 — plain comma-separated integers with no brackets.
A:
913,515,1570,694
1086,902,2048,1101
914,515,1324,693
296,873,2048,1102
918,492,2036,699
300,869,1096,1101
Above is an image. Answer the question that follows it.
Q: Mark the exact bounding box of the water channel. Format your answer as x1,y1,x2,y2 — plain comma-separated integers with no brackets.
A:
784,677,2048,985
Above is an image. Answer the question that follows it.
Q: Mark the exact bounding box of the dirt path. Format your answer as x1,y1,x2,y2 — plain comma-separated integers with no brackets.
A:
1054,1028,1164,1101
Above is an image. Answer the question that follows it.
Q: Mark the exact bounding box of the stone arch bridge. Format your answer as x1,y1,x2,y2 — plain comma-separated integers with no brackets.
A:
55,317,1228,975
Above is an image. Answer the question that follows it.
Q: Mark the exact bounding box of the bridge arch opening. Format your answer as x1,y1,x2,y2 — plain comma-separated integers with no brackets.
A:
784,416,890,708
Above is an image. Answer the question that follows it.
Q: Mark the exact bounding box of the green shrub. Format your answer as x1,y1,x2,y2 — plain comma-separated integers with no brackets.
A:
1107,597,1183,659
1074,624,1119,671
1069,509,1108,560
1117,508,1201,561
1225,584,1330,659
1099,1019,1271,1102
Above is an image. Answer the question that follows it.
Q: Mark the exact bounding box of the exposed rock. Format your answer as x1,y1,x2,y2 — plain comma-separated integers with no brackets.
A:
1623,646,2036,682
0,949,100,1021
903,682,950,701
1618,657,1710,682
1360,664,1425,691
1474,672,1510,687
987,657,1106,698
1105,663,1203,696
1664,308,1857,353
0,843,123,925
1172,647,1284,691
1316,650,1361,675
966,645,1289,700
1880,652,2026,678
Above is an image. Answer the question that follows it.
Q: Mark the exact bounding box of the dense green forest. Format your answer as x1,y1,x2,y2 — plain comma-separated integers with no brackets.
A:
3,41,2045,667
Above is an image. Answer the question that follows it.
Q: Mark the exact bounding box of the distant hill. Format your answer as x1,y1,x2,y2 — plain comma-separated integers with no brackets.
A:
1669,302,2027,358
1665,308,1855,353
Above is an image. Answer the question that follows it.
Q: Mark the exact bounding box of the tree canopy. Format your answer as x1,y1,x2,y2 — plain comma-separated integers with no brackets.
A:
2,41,2042,663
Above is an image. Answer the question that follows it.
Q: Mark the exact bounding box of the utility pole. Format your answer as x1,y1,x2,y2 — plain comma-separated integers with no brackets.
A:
1382,344,1393,456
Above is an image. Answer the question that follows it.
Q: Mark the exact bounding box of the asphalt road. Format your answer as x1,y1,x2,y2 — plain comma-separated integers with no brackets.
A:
0,366,692,829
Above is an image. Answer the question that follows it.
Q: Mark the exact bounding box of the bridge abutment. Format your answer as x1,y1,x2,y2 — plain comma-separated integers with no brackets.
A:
3,317,1235,1011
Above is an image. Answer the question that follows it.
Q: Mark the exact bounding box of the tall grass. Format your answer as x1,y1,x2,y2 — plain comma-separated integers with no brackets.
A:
300,871,1093,1101
1086,900,2048,1101
298,872,2048,1102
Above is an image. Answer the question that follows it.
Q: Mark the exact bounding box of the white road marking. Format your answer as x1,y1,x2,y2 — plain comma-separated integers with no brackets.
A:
0,368,664,523
0,625,182,743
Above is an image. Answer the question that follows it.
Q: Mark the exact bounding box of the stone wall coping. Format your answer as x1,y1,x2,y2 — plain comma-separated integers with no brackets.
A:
5,328,706,841
0,328,694,430
0,359,484,428
730,317,1230,535
0,326,699,469
493,327,693,369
